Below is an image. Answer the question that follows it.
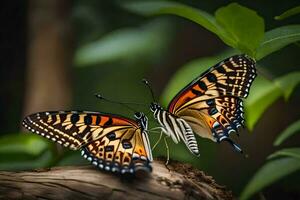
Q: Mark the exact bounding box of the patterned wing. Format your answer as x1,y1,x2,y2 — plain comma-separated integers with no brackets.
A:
168,54,256,113
81,127,152,173
22,111,152,173
167,55,256,151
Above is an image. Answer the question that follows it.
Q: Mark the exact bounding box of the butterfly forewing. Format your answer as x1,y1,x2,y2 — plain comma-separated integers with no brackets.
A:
164,55,256,152
22,111,152,173
168,55,256,114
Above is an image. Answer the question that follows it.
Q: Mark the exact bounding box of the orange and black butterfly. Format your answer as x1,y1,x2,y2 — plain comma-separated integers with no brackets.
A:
22,111,153,174
148,54,256,155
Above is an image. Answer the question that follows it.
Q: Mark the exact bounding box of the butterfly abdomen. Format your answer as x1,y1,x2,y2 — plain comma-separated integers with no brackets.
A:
153,107,200,155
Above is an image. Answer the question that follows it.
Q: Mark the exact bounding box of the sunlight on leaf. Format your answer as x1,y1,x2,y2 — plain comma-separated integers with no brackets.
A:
215,3,264,57
275,6,300,20
256,25,300,60
245,71,300,131
75,19,172,66
274,119,300,146
240,157,300,200
267,148,300,160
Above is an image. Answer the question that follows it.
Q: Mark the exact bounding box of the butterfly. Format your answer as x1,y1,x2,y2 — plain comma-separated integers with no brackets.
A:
22,110,153,174
148,54,257,156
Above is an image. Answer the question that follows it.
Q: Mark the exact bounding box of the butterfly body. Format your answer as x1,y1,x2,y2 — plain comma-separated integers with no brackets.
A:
23,111,153,174
150,54,257,155
150,102,200,155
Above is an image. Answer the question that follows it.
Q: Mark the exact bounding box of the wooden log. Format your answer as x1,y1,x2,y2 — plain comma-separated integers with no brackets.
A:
0,160,233,200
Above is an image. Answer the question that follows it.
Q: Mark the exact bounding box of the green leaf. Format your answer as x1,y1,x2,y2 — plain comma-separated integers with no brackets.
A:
244,76,281,131
245,71,300,131
268,148,300,160
0,134,49,156
160,50,237,106
74,19,172,66
0,151,53,171
123,1,265,56
274,120,300,146
240,157,300,200
215,3,265,57
274,71,300,100
275,6,300,20
122,1,220,36
256,25,300,60
122,1,237,51
0,134,54,170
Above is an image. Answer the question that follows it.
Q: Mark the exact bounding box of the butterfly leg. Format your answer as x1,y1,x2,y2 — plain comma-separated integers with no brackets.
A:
151,130,163,151
148,127,163,132
164,136,170,171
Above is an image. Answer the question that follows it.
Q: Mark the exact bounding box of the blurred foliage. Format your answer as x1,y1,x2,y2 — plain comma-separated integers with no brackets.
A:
240,157,300,200
1,0,300,199
74,19,173,66
274,119,300,146
275,6,300,20
245,72,300,130
241,119,300,200
123,1,264,57
0,134,54,170
256,25,300,60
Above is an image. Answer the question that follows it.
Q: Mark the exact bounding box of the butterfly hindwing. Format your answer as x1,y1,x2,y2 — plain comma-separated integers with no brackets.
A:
81,127,152,173
23,111,152,173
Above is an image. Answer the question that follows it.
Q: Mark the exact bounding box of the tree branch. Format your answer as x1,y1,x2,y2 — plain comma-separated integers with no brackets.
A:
0,160,233,200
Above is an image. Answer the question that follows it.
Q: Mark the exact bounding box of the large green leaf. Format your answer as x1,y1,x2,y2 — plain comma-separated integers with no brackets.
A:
123,1,265,55
240,157,300,200
274,120,300,146
275,6,300,20
245,71,300,131
74,19,172,66
122,1,220,37
256,25,300,60
268,148,300,160
215,3,264,57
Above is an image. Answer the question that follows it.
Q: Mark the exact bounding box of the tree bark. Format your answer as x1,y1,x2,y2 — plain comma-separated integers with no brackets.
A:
23,0,73,118
0,160,233,200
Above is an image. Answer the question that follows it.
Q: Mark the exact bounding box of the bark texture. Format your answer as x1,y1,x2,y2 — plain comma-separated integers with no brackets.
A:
0,160,233,200
24,0,73,117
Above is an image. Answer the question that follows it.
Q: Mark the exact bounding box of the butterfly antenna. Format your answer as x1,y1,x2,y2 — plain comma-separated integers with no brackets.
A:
142,79,156,102
95,94,139,113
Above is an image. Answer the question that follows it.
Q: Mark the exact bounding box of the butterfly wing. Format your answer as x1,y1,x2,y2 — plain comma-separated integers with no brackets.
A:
167,55,256,150
22,111,152,173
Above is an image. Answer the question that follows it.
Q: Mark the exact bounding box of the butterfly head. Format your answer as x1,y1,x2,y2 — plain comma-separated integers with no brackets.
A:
150,102,162,113
134,112,148,130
